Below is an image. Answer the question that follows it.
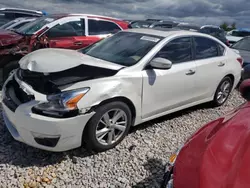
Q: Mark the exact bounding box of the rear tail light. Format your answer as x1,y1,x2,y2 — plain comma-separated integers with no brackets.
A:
226,40,230,46
237,57,243,67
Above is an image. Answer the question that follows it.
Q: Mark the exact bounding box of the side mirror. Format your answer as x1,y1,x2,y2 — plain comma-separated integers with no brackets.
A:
239,79,250,100
149,57,172,70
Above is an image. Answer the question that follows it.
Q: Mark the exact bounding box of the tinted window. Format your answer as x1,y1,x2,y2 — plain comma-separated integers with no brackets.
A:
231,31,250,37
82,32,163,66
155,37,192,63
194,37,219,59
232,37,250,51
47,21,84,38
88,19,121,35
153,24,173,28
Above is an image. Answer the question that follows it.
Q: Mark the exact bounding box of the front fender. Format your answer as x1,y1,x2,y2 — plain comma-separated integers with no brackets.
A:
63,75,143,124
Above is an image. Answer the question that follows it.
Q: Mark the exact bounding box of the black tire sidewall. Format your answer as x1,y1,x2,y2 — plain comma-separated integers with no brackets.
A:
84,101,132,152
3,60,19,82
213,77,233,106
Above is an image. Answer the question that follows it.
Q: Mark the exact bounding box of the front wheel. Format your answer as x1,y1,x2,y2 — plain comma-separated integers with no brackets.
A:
3,60,19,82
211,76,233,107
83,101,132,152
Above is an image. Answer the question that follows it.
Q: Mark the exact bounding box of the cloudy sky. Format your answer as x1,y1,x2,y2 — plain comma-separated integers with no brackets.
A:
0,0,249,27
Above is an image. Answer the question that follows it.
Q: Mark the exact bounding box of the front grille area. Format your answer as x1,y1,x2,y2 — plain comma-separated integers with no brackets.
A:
3,78,34,112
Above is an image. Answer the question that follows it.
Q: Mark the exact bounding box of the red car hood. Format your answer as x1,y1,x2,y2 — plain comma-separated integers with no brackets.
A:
174,102,250,188
0,29,23,46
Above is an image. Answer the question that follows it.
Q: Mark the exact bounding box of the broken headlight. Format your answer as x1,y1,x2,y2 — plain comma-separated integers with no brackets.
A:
32,87,90,118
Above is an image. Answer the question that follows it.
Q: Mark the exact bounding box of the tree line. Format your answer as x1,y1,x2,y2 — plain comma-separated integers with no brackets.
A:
220,22,236,31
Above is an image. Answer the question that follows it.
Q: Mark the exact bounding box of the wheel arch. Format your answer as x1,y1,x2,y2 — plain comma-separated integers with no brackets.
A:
90,96,136,126
225,74,235,87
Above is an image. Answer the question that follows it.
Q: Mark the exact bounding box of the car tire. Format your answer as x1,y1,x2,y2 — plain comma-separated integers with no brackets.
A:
211,76,233,107
83,101,132,152
3,60,19,82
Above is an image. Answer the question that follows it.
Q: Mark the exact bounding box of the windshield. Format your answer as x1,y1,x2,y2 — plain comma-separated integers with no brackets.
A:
0,20,16,29
232,37,250,51
16,17,55,35
81,32,163,66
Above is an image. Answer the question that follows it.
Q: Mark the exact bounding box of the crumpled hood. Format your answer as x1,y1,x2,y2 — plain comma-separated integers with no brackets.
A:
19,48,124,73
174,103,250,188
0,29,23,46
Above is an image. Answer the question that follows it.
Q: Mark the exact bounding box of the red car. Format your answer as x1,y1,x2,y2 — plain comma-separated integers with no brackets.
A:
162,79,250,188
0,14,128,85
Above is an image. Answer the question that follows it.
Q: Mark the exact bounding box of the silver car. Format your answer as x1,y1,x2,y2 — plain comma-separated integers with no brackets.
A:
2,29,242,152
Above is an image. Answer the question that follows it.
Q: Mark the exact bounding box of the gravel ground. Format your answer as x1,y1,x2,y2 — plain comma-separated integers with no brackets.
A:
0,90,245,188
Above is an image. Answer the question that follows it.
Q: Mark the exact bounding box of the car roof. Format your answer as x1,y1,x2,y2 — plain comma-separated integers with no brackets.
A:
0,8,45,16
47,13,123,21
126,28,210,38
200,25,221,29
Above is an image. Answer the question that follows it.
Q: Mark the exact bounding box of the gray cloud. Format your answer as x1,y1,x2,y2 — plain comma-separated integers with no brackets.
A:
0,0,249,27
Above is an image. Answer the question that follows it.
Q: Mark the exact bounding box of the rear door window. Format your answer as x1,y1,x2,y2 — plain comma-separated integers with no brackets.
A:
194,37,221,60
88,19,121,35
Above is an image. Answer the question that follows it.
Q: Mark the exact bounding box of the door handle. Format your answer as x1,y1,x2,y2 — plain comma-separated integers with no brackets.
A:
74,41,83,46
186,69,196,75
218,62,225,67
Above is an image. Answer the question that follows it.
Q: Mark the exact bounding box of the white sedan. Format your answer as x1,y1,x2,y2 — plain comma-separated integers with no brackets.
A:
2,29,242,152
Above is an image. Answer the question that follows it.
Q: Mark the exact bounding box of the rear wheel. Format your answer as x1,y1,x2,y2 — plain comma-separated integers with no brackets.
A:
83,101,132,152
211,76,233,107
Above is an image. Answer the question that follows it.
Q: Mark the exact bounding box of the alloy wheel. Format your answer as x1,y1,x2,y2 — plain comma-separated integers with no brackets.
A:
95,109,128,146
217,80,231,104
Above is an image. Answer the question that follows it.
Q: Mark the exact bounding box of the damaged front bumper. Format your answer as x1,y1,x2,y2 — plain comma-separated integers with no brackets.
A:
1,72,95,152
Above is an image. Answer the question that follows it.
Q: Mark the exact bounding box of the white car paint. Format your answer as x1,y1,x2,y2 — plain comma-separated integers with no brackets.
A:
19,48,124,73
2,29,242,152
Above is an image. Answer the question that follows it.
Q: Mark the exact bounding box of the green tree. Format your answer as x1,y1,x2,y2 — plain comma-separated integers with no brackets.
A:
220,22,229,31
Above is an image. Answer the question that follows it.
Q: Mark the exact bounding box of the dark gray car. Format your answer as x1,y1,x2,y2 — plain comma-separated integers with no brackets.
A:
231,37,250,79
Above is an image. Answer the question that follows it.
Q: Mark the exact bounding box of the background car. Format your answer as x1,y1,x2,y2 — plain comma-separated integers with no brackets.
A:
0,17,37,31
2,28,242,152
128,20,157,28
226,28,250,45
0,8,46,26
174,22,201,31
0,13,128,86
162,79,250,188
199,25,230,46
128,20,178,29
231,37,250,80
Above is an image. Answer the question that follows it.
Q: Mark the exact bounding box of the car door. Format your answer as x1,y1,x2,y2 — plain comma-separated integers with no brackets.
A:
142,37,197,119
84,19,122,47
193,36,227,100
46,19,87,50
